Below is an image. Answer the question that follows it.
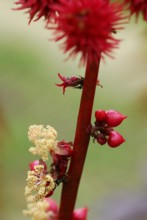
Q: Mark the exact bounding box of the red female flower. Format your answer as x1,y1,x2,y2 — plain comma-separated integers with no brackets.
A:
124,0,147,21
52,0,126,65
56,73,84,94
15,0,57,23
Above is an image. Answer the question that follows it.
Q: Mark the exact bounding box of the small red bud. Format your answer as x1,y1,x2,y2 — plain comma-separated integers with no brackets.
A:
45,189,54,197
29,160,47,171
45,198,58,213
73,207,88,220
29,160,40,170
95,110,106,122
97,136,107,145
108,131,125,148
106,110,127,127
56,141,73,157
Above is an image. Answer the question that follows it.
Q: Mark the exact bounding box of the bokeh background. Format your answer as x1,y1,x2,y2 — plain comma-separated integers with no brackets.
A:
1,1,147,220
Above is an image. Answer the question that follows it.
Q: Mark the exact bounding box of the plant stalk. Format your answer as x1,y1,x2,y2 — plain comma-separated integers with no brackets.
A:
58,57,101,220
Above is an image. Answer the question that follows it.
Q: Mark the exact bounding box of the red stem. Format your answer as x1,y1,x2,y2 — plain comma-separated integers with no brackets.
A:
58,57,101,220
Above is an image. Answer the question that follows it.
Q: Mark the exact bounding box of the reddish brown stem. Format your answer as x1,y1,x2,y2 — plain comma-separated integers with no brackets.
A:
58,57,101,220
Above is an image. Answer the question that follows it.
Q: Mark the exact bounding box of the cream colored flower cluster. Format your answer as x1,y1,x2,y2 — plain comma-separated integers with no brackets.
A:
24,125,58,219
28,125,58,161
23,200,52,220
25,165,55,202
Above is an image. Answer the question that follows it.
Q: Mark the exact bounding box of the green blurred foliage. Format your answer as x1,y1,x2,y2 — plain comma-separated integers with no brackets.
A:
0,1,147,220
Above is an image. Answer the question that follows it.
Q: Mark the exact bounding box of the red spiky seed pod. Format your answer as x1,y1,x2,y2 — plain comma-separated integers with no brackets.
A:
15,0,57,23
124,0,147,21
52,0,126,65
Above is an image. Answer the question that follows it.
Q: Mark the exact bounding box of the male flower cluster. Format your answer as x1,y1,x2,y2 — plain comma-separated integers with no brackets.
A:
24,125,88,219
25,125,73,204
25,163,55,202
23,198,58,220
90,110,127,147
24,197,88,220
124,0,147,21
28,125,58,161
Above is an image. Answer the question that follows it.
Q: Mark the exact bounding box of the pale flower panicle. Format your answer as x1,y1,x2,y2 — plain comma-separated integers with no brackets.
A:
25,165,55,202
28,125,58,161
23,200,54,220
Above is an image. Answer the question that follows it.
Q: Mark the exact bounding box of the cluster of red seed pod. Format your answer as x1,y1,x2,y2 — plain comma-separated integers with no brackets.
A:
90,110,127,148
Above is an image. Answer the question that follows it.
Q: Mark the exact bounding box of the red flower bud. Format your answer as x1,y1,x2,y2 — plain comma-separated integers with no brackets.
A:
95,110,107,122
45,189,54,198
108,131,125,148
97,136,107,145
45,198,58,213
56,140,73,157
106,110,127,127
73,207,88,220
29,160,47,171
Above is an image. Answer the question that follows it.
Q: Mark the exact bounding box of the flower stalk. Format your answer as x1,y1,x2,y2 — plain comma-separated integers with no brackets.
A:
58,56,101,220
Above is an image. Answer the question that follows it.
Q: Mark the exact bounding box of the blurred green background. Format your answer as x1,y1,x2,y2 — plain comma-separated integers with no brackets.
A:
1,1,147,220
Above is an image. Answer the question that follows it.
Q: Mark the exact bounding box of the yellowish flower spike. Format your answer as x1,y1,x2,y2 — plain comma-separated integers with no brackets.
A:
25,165,55,202
28,125,58,161
23,200,53,220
